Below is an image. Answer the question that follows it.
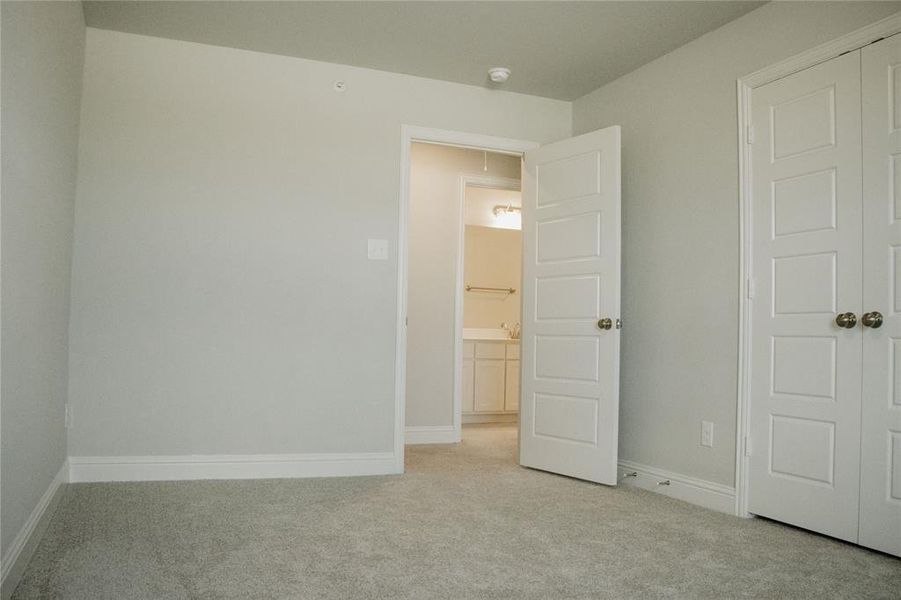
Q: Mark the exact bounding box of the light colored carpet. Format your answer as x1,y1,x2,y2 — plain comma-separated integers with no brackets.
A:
12,424,901,599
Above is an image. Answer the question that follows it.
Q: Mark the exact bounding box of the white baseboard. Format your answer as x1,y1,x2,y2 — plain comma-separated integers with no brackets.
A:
617,460,736,515
1,461,69,600
68,452,398,483
404,425,458,444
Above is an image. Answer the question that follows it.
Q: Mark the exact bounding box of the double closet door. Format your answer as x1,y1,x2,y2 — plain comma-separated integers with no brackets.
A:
749,33,901,557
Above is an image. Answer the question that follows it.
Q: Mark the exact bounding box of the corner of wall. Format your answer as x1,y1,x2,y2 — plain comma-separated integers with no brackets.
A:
0,463,69,600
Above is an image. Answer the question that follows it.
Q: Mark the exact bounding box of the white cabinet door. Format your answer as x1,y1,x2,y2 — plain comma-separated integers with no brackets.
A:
748,50,863,542
520,126,621,485
461,358,474,414
860,33,901,557
505,360,520,412
474,359,505,412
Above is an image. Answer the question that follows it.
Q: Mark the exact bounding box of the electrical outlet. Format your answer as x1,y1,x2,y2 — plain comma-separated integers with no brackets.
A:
367,239,388,260
701,420,714,447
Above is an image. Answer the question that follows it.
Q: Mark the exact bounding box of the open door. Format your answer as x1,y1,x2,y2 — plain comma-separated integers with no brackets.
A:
519,126,621,484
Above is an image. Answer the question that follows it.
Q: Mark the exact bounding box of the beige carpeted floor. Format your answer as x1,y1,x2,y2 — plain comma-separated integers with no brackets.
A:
12,424,901,599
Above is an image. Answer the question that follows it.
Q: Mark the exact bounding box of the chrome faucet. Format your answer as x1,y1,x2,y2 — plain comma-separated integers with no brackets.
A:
501,322,521,339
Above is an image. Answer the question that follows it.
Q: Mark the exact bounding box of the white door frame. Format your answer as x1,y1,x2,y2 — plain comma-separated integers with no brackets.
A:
735,12,901,517
395,125,539,472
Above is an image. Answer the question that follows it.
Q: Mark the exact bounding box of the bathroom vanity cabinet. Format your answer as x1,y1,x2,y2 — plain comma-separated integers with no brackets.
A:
462,339,519,420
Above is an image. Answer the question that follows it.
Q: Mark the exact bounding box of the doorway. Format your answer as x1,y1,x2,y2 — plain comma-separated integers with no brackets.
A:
461,179,523,427
395,125,623,487
403,139,524,455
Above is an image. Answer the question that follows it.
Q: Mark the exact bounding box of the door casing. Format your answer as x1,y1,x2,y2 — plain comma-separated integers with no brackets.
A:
396,125,538,472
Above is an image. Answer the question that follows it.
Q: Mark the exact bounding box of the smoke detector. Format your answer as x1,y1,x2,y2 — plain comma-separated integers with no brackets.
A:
488,67,511,83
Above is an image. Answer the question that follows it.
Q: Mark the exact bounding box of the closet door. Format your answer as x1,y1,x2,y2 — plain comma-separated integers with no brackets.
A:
748,51,863,542
860,33,901,557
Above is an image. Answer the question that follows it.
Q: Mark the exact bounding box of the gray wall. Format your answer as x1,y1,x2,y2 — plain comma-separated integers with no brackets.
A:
572,1,901,486
68,29,569,457
1,1,85,558
406,144,520,428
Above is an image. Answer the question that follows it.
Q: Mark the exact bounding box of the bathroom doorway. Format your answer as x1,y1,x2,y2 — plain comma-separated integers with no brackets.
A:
460,181,522,428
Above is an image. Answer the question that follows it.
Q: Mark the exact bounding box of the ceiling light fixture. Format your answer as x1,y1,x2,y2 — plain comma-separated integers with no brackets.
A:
488,67,511,83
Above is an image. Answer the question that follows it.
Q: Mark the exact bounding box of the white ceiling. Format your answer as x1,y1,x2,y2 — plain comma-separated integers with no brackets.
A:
82,1,764,101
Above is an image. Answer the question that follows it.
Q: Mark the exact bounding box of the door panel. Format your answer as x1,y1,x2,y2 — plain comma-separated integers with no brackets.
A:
520,126,621,485
771,85,836,160
748,50,863,542
535,212,601,262
772,169,836,236
860,33,901,557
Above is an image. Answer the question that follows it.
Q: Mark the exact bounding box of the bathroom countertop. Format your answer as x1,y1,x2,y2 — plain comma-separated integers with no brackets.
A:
462,328,520,342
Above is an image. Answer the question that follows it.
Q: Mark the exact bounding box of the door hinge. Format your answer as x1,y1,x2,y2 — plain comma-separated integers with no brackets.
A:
746,124,755,144
746,276,756,299
743,435,752,457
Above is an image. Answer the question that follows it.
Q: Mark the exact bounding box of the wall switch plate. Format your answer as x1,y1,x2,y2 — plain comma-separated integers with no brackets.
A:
367,239,388,260
701,420,714,447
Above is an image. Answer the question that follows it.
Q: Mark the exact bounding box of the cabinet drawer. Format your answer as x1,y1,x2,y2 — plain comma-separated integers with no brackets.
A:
475,342,506,359
506,343,520,360
462,342,475,359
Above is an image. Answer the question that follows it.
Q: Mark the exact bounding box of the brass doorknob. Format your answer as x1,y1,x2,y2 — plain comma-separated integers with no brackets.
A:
835,312,857,329
597,318,613,330
862,311,883,329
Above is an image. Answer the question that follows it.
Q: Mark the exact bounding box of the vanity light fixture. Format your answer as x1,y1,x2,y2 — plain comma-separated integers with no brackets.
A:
492,203,522,230
493,204,521,217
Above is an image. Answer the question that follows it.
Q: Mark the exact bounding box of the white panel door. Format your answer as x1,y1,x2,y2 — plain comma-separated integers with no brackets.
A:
520,126,621,484
748,51,863,542
860,33,901,557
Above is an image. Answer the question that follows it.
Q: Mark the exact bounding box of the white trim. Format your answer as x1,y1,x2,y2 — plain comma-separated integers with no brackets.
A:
1,462,68,600
734,12,901,519
735,73,754,519
395,127,412,473
396,125,538,470
404,426,458,445
68,452,396,483
741,13,901,88
617,460,736,515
